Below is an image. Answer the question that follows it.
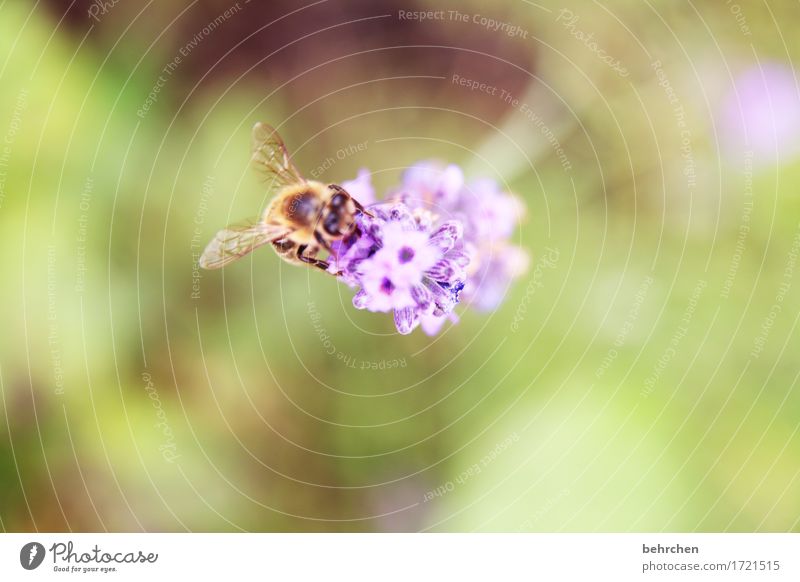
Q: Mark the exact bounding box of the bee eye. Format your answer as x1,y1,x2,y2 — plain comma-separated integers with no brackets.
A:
323,211,341,235
330,193,347,208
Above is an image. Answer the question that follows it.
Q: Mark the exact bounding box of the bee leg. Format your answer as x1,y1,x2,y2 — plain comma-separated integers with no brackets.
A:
272,238,296,257
313,232,347,276
352,198,374,217
296,244,332,273
314,230,330,250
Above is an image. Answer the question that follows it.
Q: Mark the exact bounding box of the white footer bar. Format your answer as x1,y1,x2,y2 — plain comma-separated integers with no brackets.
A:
1,533,797,580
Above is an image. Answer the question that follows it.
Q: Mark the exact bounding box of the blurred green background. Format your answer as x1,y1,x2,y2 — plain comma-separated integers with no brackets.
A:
1,0,799,532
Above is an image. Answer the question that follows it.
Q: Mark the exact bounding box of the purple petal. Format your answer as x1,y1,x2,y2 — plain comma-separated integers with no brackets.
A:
446,249,471,268
428,220,463,253
423,278,463,315
425,259,465,284
341,168,376,206
394,306,419,335
411,284,432,311
420,314,447,336
420,311,459,336
353,289,370,310
386,203,415,226
369,204,394,223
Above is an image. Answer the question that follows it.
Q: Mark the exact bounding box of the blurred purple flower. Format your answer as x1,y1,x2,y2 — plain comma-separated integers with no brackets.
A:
398,161,464,208
420,311,459,336
459,178,525,241
721,63,800,164
464,242,529,311
341,167,376,206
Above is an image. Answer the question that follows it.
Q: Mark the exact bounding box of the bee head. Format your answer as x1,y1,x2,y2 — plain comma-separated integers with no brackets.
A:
320,186,357,238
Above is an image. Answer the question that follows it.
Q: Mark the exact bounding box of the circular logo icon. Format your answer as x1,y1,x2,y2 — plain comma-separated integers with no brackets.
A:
20,542,45,570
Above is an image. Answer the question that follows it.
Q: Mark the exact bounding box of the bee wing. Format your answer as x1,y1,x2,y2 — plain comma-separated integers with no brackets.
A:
251,122,306,190
199,218,291,270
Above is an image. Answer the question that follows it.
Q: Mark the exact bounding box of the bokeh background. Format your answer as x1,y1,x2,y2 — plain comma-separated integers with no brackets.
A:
1,0,799,532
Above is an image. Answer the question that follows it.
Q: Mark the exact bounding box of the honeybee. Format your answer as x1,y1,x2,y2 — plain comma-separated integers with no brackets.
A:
199,122,371,272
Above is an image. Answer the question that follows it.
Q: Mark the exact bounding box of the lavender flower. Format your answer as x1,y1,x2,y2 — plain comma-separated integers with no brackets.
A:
394,162,529,313
331,162,527,335
720,63,800,165
332,202,468,334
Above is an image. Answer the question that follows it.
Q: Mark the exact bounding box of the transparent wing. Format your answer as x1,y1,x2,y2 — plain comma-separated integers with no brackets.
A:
250,122,306,190
199,218,291,270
